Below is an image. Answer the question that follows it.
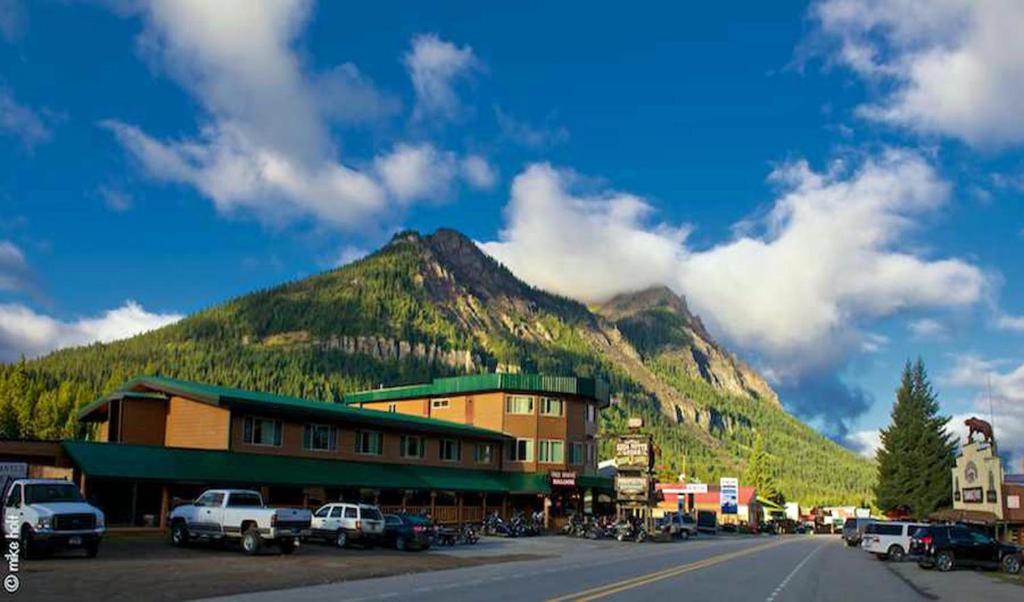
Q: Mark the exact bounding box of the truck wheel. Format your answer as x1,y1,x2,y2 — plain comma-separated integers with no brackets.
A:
242,527,262,555
335,529,348,549
887,545,905,562
170,521,190,547
279,539,296,555
396,536,407,551
19,526,39,560
1002,554,1021,575
85,540,100,558
935,551,955,572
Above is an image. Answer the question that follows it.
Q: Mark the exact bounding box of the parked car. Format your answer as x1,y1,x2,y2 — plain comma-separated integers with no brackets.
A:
2,479,105,558
861,521,927,561
842,517,875,547
657,512,698,539
168,489,312,555
309,502,385,548
381,513,433,551
910,524,1021,574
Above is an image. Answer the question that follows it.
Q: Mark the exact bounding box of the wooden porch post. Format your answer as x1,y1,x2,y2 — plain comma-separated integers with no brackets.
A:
502,493,508,519
481,493,487,518
430,491,437,518
159,485,170,529
401,490,408,512
457,492,464,525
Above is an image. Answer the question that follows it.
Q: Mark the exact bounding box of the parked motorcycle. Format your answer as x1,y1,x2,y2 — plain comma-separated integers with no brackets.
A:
615,517,648,543
458,523,479,545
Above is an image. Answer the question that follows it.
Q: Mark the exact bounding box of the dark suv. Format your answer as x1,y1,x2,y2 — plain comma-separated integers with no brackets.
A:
842,517,875,547
910,525,1021,573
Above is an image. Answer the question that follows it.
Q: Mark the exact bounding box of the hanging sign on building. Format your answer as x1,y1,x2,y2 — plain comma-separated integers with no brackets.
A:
962,487,983,503
550,471,577,487
720,477,739,515
616,475,649,499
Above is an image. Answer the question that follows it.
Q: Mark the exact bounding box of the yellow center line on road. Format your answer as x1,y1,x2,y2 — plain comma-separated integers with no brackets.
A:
547,538,799,602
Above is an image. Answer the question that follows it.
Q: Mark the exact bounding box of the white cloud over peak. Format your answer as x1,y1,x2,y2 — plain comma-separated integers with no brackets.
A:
846,428,881,458
812,0,1024,148
460,155,498,190
105,2,474,230
0,301,183,361
374,143,457,203
484,151,985,376
908,317,948,339
405,33,478,121
0,241,34,293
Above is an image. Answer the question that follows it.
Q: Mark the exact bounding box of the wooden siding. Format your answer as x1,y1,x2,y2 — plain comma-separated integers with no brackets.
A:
164,396,230,450
119,398,167,446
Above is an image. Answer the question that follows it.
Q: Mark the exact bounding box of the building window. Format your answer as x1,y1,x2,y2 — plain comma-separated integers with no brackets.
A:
586,442,595,464
569,442,585,465
474,443,493,464
355,430,383,455
507,438,534,462
505,395,534,415
540,397,564,417
539,440,565,464
303,424,337,451
388,403,397,413
440,438,461,462
431,398,450,409
243,416,282,446
586,403,597,422
400,435,424,459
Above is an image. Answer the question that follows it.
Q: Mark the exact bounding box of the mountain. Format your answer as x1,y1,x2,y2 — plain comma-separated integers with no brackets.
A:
0,228,874,505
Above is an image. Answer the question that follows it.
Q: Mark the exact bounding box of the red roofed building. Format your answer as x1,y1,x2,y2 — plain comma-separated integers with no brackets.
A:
655,482,763,526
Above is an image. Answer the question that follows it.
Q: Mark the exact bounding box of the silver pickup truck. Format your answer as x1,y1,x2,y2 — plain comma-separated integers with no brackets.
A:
168,489,311,555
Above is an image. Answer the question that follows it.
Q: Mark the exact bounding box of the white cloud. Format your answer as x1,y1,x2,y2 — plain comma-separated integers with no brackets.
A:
495,107,569,148
374,143,457,203
0,301,183,361
908,317,948,339
812,0,1024,148
995,313,1024,333
0,240,34,293
483,151,986,380
460,155,498,190
0,87,53,147
98,186,133,212
405,33,478,121
945,354,1024,467
105,1,467,230
846,429,881,458
332,245,369,268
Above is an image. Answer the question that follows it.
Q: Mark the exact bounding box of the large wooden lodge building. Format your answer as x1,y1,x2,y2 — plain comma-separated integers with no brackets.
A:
0,374,613,528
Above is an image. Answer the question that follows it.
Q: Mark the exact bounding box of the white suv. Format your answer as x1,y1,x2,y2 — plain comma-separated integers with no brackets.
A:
309,503,385,548
861,521,928,562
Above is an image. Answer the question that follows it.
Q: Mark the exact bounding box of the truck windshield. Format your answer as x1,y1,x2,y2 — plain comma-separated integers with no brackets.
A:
24,484,84,504
226,493,263,507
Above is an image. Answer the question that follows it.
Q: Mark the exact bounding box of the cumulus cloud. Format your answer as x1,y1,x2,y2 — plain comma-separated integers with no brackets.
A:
405,33,478,121
460,155,498,190
495,107,569,148
995,313,1024,333
373,143,458,203
945,354,1024,467
0,87,53,148
812,0,1024,148
0,241,33,293
482,151,987,432
846,428,882,458
908,317,948,339
105,1,472,230
0,301,182,361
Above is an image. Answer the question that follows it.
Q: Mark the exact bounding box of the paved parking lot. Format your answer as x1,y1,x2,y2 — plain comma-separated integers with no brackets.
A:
11,532,543,602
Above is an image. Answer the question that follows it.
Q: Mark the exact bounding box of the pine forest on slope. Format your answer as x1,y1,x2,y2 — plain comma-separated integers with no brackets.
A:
0,229,874,506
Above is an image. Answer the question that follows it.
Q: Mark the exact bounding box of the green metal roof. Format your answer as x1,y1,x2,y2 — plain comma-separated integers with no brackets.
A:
62,441,549,494
78,376,509,441
342,373,611,406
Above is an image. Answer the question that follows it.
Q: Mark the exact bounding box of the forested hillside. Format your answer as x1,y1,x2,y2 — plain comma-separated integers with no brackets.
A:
0,229,875,506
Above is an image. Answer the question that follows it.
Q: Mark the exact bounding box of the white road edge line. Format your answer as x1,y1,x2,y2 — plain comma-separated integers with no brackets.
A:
764,542,826,602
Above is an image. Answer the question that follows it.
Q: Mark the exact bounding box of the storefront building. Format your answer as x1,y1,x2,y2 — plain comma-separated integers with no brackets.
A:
937,437,1024,544
0,374,612,528
655,482,763,526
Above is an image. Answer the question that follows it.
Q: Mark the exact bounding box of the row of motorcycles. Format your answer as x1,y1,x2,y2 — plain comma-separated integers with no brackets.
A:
482,510,544,538
431,522,481,546
561,513,648,543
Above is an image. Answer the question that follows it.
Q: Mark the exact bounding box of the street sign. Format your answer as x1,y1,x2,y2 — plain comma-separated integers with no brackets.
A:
720,477,738,515
616,475,649,498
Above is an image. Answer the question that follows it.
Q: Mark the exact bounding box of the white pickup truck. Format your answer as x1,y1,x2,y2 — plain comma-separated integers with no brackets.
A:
2,478,105,558
168,489,311,555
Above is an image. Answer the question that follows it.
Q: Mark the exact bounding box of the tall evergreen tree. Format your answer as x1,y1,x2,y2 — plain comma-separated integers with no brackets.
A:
745,433,780,501
874,359,955,518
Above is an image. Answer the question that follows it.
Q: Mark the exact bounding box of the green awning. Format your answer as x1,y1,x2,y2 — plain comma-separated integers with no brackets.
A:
63,441,550,494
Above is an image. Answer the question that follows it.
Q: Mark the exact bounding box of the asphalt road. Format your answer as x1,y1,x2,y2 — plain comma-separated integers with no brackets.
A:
203,535,1023,602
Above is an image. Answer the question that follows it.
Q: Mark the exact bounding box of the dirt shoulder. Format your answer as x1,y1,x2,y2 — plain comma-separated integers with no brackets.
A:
15,532,544,602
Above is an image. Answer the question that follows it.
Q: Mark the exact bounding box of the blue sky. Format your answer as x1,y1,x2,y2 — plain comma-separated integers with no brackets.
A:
2,0,1023,464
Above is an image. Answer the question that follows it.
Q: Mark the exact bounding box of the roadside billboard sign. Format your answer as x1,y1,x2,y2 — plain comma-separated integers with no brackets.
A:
615,437,652,470
616,475,649,499
720,477,738,515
